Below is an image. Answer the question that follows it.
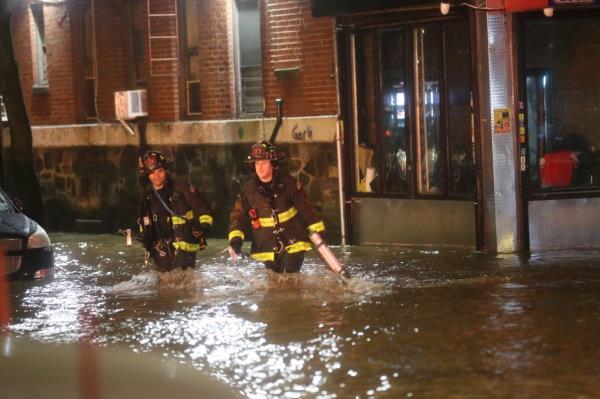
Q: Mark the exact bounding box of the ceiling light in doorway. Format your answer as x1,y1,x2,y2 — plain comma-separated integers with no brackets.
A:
543,7,554,17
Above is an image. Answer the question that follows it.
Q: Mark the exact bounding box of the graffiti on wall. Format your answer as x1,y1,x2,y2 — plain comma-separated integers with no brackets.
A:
291,124,313,142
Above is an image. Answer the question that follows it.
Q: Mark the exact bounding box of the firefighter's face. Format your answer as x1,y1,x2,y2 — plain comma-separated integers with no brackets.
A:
255,160,273,182
148,167,167,189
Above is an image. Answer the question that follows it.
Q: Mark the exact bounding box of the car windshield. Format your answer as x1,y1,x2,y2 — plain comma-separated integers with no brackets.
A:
0,190,14,212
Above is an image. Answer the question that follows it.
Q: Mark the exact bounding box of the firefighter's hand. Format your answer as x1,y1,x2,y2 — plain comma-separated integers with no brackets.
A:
198,234,207,250
200,222,211,233
229,237,243,255
191,227,207,250
192,221,210,237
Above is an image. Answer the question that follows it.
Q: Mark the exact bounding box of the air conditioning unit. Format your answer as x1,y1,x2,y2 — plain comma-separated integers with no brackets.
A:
114,89,147,120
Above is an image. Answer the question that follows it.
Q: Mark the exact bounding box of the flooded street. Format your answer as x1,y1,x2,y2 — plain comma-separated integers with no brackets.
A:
6,233,600,398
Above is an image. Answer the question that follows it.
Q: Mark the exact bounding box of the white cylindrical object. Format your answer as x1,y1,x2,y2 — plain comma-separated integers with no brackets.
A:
335,119,347,246
309,232,343,273
126,228,132,246
228,246,240,263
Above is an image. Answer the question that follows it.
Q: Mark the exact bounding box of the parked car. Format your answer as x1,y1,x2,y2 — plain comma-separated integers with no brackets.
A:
0,188,53,280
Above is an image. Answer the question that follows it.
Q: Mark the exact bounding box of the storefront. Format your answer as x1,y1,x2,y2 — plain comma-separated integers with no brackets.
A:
315,0,600,252
316,1,482,248
512,2,600,250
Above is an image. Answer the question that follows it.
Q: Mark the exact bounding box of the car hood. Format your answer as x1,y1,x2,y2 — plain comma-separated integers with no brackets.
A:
0,212,36,237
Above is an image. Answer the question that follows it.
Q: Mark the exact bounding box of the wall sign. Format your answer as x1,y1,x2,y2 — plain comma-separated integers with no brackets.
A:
494,108,511,134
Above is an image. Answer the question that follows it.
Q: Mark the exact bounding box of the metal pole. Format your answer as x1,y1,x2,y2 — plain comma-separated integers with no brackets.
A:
335,119,346,245
331,20,348,246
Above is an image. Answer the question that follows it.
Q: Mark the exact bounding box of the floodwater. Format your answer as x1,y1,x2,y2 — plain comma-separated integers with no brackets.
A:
6,233,600,398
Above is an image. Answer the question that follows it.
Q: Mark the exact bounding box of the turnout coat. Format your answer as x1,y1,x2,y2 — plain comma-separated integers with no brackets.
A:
228,173,325,262
139,177,213,255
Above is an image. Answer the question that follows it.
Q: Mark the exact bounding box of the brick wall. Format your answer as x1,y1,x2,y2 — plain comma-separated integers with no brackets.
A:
196,0,235,119
14,0,338,125
146,0,180,121
94,1,129,120
13,2,79,125
262,0,337,117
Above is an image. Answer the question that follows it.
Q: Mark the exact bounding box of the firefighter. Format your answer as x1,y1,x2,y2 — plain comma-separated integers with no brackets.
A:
138,150,213,272
228,141,326,273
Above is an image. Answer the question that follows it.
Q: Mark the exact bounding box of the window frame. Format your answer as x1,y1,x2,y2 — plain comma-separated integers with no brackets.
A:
519,9,600,201
232,0,264,117
76,0,97,121
30,3,49,90
341,12,476,200
179,0,202,118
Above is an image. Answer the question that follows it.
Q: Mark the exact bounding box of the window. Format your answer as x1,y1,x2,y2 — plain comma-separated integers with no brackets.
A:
80,1,96,119
524,17,600,193
351,18,474,197
181,0,201,115
31,3,48,88
125,0,147,87
233,0,263,115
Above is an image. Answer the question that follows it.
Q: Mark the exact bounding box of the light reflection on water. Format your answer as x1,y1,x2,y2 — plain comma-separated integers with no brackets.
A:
8,233,600,398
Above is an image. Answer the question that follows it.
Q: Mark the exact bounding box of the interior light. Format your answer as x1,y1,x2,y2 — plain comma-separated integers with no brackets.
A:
543,7,554,17
440,1,450,15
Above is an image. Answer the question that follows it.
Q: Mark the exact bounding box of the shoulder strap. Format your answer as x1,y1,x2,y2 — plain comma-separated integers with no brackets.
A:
153,188,190,221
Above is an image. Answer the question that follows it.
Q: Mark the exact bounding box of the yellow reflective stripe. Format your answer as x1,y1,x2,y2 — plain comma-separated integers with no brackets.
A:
251,252,275,262
258,217,275,227
258,207,298,227
172,241,200,252
172,210,193,226
172,216,186,225
278,207,298,223
308,221,325,233
199,215,213,225
228,230,245,241
286,241,312,253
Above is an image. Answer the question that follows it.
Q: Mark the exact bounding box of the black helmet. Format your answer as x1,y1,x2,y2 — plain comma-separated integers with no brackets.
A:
141,150,171,173
246,141,285,162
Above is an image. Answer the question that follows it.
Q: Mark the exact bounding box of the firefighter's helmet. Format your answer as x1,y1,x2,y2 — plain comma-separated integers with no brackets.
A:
246,141,284,162
141,150,171,174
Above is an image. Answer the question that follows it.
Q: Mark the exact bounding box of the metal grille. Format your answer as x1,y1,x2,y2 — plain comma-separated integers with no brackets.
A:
0,238,23,251
0,256,22,274
529,198,600,251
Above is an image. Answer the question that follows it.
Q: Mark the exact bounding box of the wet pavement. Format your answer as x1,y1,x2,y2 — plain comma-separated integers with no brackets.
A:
6,233,600,398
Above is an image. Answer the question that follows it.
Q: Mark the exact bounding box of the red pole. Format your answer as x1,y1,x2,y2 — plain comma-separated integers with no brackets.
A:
0,250,11,332
79,306,102,399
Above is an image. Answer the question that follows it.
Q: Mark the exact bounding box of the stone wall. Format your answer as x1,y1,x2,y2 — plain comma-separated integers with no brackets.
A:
31,142,340,241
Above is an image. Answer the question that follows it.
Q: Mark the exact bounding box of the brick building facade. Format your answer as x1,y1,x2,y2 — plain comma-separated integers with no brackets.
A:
5,0,342,238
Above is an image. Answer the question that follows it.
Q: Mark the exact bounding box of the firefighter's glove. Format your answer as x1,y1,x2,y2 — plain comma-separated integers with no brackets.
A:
229,237,243,255
191,221,211,237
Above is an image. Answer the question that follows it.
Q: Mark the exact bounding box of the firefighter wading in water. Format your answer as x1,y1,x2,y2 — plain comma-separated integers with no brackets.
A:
228,141,326,273
138,150,213,272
